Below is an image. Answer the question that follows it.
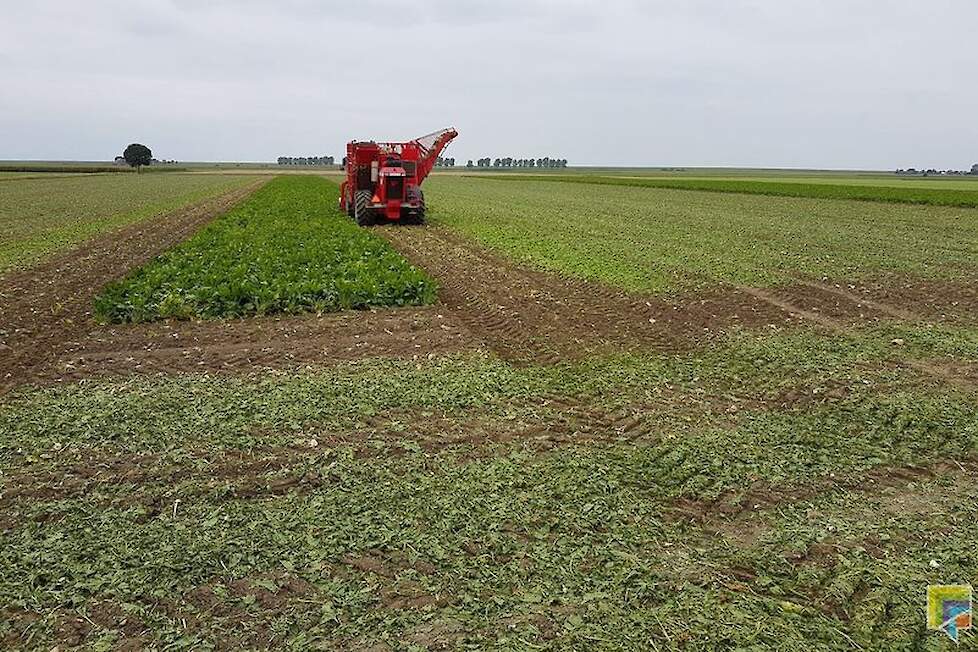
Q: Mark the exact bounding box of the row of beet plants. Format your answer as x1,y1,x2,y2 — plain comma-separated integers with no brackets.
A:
96,176,436,322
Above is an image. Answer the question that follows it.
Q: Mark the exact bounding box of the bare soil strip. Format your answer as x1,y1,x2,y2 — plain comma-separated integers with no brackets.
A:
24,307,474,386
0,181,266,394
379,224,978,364
737,284,978,390
832,276,978,324
735,285,847,332
378,225,803,363
732,275,978,328
796,279,922,322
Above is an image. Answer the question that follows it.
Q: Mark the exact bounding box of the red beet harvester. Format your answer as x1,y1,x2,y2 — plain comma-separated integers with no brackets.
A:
339,127,458,225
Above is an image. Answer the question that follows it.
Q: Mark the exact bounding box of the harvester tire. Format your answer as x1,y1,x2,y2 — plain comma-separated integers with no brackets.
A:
354,190,373,226
405,192,426,225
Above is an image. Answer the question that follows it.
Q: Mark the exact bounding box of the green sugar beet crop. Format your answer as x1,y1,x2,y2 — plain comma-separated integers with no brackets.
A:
95,176,436,322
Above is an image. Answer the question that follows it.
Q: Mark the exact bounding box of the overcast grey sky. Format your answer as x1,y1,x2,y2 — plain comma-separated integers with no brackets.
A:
2,0,975,168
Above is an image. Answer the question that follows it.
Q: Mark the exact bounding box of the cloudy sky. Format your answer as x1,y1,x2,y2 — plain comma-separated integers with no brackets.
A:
2,0,975,169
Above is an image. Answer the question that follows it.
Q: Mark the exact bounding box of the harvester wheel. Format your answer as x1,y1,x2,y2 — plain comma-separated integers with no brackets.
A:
354,190,373,226
405,192,426,225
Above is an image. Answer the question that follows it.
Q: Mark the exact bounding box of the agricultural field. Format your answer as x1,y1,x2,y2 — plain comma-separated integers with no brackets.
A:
1,172,977,650
472,167,978,189
96,177,435,322
613,174,978,191
0,173,259,272
480,174,978,208
427,176,978,292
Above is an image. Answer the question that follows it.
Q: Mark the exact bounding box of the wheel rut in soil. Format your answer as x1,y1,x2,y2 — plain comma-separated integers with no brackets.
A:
735,284,978,391
26,307,473,386
377,225,978,367
377,225,804,363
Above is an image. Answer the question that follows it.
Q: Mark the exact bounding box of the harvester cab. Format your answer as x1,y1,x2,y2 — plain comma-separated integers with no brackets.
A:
376,156,407,220
340,128,457,226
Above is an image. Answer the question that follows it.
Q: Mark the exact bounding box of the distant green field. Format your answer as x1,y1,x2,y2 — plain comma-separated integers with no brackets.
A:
428,176,978,292
96,176,435,322
0,172,93,180
478,174,978,208
461,166,978,184
0,173,259,273
612,173,978,190
0,162,132,174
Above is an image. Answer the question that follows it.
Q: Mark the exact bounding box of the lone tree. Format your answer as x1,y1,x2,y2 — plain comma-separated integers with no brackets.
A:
123,143,153,171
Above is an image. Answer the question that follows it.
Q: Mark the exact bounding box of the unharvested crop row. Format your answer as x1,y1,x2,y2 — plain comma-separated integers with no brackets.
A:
95,176,436,322
480,173,978,207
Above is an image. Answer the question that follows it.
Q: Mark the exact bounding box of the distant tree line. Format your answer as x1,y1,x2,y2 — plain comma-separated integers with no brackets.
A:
467,157,568,169
115,156,179,166
278,156,335,166
435,157,456,167
896,164,978,176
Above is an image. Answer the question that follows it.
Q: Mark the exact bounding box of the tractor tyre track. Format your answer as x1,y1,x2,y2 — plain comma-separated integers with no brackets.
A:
794,279,922,322
735,284,978,391
377,225,796,363
25,307,474,385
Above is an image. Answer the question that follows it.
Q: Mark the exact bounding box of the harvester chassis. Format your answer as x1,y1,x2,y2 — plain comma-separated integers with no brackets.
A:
339,128,456,226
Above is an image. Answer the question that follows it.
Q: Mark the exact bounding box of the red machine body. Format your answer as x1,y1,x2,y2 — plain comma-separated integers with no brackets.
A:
339,128,458,225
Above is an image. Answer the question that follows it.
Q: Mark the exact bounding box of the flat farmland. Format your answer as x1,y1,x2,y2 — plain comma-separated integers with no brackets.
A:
426,176,978,291
96,177,435,322
1,172,976,650
0,173,259,272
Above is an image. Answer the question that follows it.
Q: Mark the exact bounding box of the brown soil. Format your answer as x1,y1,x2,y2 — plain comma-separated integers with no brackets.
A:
670,457,978,525
26,306,473,386
174,573,320,650
7,206,978,650
378,226,978,367
793,279,922,322
829,275,978,324
0,181,266,394
0,185,478,394
50,601,149,649
734,281,978,391
378,225,797,363
0,444,353,522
